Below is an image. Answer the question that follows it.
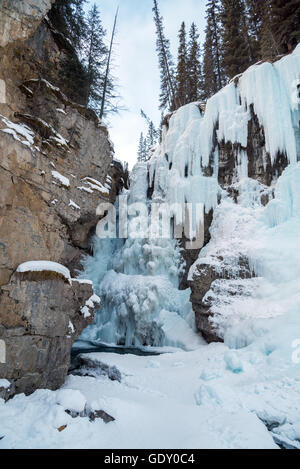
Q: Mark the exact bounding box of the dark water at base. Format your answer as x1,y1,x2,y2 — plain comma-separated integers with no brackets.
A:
71,341,161,362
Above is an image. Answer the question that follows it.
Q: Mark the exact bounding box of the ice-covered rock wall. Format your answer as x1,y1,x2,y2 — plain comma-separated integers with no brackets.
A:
82,45,300,348
188,46,300,343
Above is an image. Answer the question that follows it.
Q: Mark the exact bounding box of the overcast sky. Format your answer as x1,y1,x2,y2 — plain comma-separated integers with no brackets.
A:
88,0,206,168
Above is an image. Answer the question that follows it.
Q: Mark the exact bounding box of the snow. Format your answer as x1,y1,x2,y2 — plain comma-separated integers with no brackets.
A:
77,186,94,194
80,306,91,319
80,294,101,319
72,279,93,286
0,349,280,449
51,171,70,188
56,389,86,413
56,108,67,115
0,380,10,390
68,321,75,335
82,177,110,195
16,261,71,284
0,114,35,148
69,199,80,210
86,294,100,308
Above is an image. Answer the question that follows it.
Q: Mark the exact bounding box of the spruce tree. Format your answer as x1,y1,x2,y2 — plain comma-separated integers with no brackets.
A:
152,0,177,111
48,0,86,51
203,28,218,98
187,23,203,103
176,22,188,107
206,0,223,89
243,0,266,63
48,0,88,103
202,0,224,98
260,0,279,59
220,0,252,79
141,110,159,149
271,0,300,53
137,133,147,162
245,0,266,40
84,4,108,110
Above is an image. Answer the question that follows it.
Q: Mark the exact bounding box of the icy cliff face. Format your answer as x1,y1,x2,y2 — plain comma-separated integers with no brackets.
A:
81,45,300,350
80,162,202,350
188,47,300,343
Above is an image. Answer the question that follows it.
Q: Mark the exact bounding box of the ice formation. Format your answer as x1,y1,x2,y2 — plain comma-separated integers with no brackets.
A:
80,45,300,351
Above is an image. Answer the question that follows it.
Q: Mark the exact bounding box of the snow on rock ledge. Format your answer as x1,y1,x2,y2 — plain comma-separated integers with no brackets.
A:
16,260,72,284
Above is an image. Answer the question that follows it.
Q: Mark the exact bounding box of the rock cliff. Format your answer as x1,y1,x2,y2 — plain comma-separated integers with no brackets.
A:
0,0,126,396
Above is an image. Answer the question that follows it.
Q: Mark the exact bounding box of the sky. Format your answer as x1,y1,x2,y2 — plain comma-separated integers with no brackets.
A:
88,0,207,168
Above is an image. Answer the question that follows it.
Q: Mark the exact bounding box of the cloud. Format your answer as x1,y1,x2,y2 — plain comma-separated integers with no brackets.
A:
91,0,206,168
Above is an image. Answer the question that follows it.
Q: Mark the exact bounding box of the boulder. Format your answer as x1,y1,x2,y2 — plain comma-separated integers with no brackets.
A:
0,270,96,397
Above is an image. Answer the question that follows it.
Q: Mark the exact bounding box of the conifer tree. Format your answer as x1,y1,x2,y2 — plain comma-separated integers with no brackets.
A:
243,0,265,63
48,0,87,51
220,0,252,79
245,0,265,41
141,110,159,149
137,133,147,162
176,22,188,107
271,0,300,53
205,0,223,89
203,27,218,98
260,0,279,59
84,4,107,109
146,121,158,149
152,0,177,111
187,23,203,103
48,0,88,103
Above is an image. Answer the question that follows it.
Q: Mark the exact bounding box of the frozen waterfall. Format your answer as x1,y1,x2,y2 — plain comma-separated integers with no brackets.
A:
78,45,300,351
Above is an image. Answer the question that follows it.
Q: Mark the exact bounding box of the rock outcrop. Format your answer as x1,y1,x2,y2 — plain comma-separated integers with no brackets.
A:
0,271,97,399
0,0,54,48
189,257,252,343
0,1,126,396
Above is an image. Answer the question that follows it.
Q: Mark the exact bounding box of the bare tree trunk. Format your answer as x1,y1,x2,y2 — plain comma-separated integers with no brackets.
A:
100,7,118,120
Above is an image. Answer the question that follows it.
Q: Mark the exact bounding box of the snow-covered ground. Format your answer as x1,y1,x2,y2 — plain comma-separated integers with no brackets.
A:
0,346,281,449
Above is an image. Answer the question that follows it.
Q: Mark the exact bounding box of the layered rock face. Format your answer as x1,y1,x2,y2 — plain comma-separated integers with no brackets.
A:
0,0,54,48
0,272,96,399
0,1,126,396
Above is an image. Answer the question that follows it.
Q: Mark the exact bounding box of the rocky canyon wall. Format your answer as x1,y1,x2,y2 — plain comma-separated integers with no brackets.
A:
0,1,126,397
